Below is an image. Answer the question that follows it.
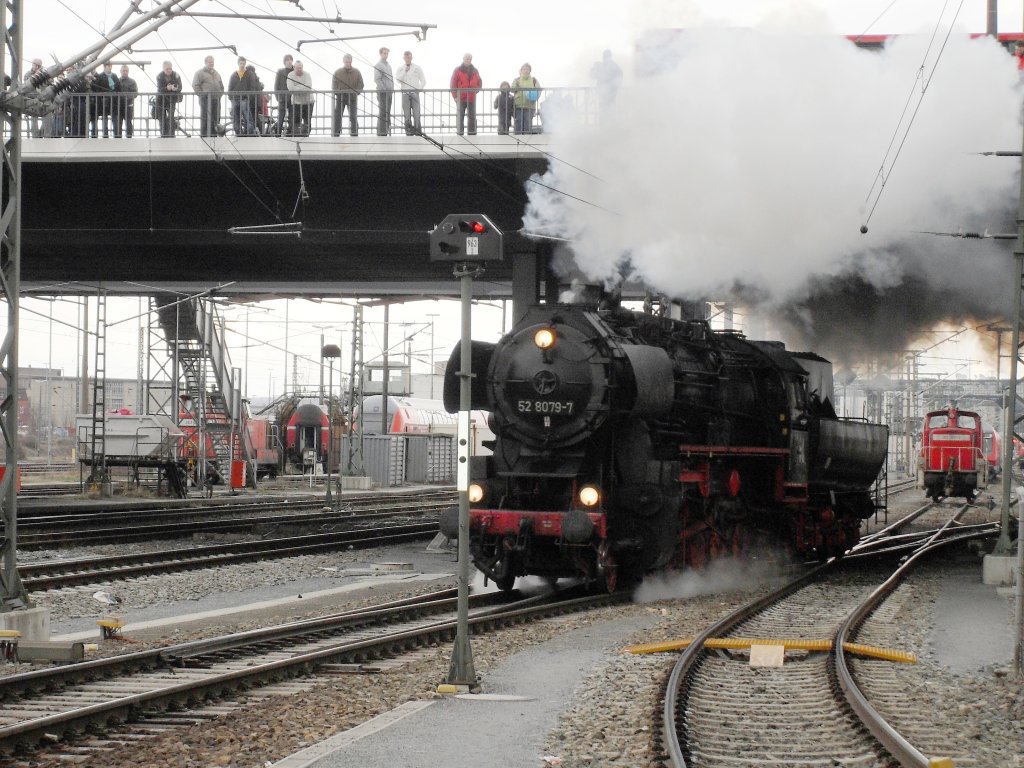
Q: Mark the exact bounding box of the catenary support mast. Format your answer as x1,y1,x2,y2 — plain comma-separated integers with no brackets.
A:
0,0,27,610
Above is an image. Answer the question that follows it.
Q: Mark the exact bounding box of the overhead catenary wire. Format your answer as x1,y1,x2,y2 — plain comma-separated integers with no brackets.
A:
860,0,966,233
854,0,903,43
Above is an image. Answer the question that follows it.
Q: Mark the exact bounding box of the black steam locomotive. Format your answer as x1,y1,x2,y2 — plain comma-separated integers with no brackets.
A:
440,297,888,591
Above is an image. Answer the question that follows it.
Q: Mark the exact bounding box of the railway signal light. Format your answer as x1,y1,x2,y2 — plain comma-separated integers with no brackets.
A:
430,213,504,262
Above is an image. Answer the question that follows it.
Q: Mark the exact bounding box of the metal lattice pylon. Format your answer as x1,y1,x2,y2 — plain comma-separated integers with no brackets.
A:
0,0,28,610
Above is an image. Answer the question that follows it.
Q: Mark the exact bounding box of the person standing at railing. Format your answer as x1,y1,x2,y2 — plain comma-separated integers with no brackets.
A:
117,65,137,138
450,52,481,136
590,49,622,123
286,60,314,137
193,55,225,138
93,62,120,138
374,47,393,136
66,74,89,138
394,50,425,136
511,63,540,135
84,72,100,138
273,54,294,136
332,53,363,137
25,59,44,138
228,57,260,137
494,81,514,135
156,61,182,138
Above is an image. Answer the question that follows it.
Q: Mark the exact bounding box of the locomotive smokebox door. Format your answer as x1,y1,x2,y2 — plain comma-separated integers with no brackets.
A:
430,214,504,262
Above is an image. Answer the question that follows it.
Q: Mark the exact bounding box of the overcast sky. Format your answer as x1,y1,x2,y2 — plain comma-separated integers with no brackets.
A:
12,0,1024,399
22,1,1024,93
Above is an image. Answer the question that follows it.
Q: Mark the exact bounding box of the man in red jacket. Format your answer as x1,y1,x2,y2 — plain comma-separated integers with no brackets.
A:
449,52,481,136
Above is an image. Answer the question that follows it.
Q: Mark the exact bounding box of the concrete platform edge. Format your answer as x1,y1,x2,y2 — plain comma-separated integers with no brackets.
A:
271,700,436,768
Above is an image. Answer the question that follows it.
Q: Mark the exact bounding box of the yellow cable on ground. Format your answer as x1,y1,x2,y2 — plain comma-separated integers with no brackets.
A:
624,637,916,663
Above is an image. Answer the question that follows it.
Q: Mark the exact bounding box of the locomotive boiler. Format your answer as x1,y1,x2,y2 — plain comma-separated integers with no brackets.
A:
439,298,888,591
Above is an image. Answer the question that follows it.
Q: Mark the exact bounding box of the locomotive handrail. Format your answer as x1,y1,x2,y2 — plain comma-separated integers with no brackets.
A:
25,86,596,139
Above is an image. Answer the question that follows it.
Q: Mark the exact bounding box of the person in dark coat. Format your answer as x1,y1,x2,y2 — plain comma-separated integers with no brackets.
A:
155,60,183,137
66,74,91,138
85,73,100,137
117,65,137,137
332,53,363,137
228,57,261,136
92,61,120,137
494,81,513,135
273,54,293,136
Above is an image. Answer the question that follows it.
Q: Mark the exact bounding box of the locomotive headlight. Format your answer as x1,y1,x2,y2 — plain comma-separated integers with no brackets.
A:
578,485,601,507
534,328,556,349
468,483,485,503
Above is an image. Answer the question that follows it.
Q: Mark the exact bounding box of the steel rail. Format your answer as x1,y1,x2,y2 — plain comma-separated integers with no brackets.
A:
19,522,439,591
16,489,455,519
0,589,623,753
833,525,999,767
0,587,469,698
16,501,450,547
857,502,937,546
661,562,832,767
662,511,1000,767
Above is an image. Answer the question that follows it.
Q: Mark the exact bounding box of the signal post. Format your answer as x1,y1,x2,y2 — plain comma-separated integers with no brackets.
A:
430,214,503,692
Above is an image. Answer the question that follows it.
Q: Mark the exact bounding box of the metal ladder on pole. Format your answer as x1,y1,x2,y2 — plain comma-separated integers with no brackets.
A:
87,288,108,490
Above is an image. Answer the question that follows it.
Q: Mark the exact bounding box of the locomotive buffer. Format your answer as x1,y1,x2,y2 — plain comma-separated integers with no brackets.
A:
430,214,503,692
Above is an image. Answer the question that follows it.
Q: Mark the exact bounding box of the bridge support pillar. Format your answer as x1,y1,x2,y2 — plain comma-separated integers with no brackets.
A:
512,251,539,323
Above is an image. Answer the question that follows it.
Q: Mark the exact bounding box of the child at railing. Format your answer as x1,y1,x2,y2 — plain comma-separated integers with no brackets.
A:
494,81,513,135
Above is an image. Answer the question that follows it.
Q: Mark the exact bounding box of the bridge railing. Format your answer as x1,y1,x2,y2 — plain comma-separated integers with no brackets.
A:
24,87,601,140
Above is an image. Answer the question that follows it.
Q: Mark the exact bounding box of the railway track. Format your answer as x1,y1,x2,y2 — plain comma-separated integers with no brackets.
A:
0,586,625,758
16,482,82,498
661,506,1000,767
18,521,441,592
16,488,454,520
16,492,454,548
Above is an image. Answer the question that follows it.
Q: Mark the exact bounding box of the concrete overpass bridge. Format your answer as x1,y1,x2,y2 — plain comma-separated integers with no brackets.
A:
21,133,561,307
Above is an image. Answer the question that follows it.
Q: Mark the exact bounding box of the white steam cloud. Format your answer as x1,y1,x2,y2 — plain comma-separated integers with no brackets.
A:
632,556,785,603
526,29,1022,361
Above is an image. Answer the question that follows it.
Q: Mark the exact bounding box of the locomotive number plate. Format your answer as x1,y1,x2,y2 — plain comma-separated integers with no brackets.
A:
517,399,575,415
